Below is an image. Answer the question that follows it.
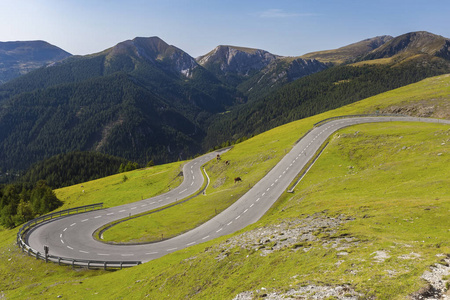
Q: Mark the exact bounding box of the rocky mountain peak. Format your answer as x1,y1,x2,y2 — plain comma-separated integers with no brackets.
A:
106,36,198,78
197,45,279,76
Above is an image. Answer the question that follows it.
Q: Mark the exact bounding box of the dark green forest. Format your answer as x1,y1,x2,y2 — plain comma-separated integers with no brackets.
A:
19,151,138,189
0,181,61,228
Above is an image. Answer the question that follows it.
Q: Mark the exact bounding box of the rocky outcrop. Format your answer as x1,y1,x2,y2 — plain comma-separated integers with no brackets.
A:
197,45,279,76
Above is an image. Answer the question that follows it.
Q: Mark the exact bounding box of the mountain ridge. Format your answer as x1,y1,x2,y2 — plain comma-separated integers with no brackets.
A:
0,40,71,84
1,31,449,179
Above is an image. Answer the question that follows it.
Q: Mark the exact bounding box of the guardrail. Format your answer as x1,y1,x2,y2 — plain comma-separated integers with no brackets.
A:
313,113,408,127
16,203,142,270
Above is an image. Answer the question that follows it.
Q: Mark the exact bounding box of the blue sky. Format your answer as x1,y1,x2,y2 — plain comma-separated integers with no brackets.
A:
1,0,449,57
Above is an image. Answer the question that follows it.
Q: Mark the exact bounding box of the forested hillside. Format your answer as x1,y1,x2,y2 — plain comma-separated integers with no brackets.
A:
204,59,450,147
1,32,450,184
19,151,138,189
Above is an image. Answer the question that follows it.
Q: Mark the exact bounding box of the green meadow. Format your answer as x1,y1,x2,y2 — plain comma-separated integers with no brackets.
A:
0,74,449,299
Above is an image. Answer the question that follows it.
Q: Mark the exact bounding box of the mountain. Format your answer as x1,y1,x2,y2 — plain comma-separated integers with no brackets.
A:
361,31,450,62
0,37,238,173
0,40,71,84
1,32,449,179
300,35,393,64
204,31,450,147
197,45,280,86
197,46,331,100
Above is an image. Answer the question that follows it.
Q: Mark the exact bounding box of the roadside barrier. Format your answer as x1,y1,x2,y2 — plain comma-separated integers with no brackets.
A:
313,113,407,127
16,203,142,269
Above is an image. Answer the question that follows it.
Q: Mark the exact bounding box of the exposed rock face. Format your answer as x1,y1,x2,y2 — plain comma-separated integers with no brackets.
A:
0,40,71,84
197,45,279,76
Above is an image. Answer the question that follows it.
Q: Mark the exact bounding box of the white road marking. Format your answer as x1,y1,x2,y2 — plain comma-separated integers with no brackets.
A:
121,254,134,257
81,219,88,222
119,209,126,213
243,209,248,214
141,204,147,207
271,183,274,186
193,176,195,180
67,246,73,250
187,242,196,246
266,188,270,192
130,207,137,210
166,248,177,252
60,234,62,238
250,203,254,208
262,193,266,196
191,182,194,186
202,235,210,240
179,189,187,194
94,216,101,219
153,201,158,203
70,223,76,226
256,198,260,202
216,228,223,233
97,253,110,256
63,228,67,232
60,239,64,244
235,215,240,220
79,250,89,254
227,221,233,226
145,252,158,255
106,213,114,216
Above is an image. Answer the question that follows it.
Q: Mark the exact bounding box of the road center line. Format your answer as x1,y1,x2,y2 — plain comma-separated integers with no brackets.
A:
166,248,177,252
81,219,88,222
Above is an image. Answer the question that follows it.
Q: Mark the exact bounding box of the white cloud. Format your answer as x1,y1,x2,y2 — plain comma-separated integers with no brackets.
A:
258,9,316,18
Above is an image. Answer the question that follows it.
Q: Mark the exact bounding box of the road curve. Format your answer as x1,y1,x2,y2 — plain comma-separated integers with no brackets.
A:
26,116,450,263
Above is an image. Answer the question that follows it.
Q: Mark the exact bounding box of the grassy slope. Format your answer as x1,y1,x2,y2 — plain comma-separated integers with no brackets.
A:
0,74,449,299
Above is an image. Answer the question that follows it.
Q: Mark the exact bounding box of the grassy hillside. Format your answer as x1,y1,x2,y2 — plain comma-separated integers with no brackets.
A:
0,74,449,299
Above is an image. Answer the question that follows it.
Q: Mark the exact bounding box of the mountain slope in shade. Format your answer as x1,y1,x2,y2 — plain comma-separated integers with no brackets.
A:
0,40,71,84
237,56,330,101
300,35,393,64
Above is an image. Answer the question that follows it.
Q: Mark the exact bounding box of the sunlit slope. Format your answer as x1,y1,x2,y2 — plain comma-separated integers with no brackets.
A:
0,74,449,299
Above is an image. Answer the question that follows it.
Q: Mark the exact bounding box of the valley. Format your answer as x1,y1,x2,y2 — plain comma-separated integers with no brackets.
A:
0,73,449,298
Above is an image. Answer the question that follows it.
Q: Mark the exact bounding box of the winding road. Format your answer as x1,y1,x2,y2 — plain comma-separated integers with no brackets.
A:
25,116,450,264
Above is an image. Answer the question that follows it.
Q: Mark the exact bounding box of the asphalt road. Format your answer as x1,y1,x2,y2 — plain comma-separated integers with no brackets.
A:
26,116,450,263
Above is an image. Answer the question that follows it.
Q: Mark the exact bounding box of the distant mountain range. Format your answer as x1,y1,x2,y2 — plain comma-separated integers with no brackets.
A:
0,41,71,84
1,31,449,180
